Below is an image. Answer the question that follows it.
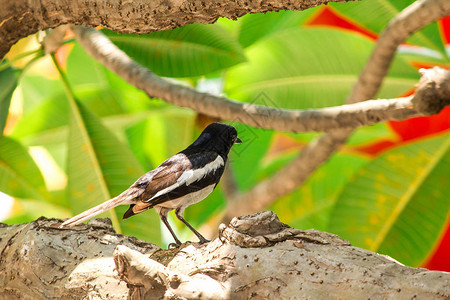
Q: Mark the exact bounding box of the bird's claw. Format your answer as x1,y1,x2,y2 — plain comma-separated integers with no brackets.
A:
168,242,182,249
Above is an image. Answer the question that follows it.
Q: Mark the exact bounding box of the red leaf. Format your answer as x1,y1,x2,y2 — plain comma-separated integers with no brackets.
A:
305,7,378,40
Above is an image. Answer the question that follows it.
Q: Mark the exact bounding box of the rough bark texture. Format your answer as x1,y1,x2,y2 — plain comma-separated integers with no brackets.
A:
0,217,158,299
0,0,350,59
1,212,449,299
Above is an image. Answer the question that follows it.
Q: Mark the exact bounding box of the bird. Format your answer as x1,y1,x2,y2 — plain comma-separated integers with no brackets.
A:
60,122,242,247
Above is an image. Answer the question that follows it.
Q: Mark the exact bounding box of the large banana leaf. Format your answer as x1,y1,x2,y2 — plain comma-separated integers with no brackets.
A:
18,74,65,114
103,23,246,77
329,133,450,267
67,97,161,244
0,136,49,200
234,9,318,48
125,109,195,169
225,28,419,109
0,67,18,134
66,42,155,113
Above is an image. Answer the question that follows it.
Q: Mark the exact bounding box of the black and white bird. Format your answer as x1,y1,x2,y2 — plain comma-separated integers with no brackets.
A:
60,122,241,247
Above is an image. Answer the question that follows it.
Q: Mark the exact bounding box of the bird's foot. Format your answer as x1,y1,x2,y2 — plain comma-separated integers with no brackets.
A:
198,237,210,244
168,241,182,249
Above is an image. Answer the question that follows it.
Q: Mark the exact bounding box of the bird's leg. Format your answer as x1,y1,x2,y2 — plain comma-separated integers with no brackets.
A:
175,208,210,244
159,213,182,248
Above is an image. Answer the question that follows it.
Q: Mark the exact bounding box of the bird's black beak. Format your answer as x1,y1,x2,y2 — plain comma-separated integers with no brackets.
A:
235,137,242,144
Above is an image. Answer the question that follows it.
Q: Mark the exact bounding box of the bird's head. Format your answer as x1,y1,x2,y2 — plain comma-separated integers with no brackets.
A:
189,122,242,155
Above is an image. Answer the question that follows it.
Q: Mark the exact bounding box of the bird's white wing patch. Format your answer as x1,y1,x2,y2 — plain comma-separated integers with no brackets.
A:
150,155,224,201
180,155,224,185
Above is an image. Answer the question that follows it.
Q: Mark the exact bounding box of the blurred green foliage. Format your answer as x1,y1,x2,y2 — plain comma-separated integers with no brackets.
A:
1,0,449,268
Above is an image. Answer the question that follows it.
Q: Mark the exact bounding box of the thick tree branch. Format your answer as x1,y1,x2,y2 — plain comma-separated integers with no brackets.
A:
2,213,449,299
1,0,349,59
0,218,158,299
223,0,450,222
71,26,449,133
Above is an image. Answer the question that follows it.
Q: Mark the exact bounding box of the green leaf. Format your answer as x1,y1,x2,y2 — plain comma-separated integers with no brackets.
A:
4,199,71,225
225,28,419,109
347,123,395,147
0,67,19,134
11,92,69,142
398,51,450,68
0,136,48,200
330,0,448,59
103,23,246,77
229,124,274,191
10,94,174,152
18,74,65,113
125,109,195,169
67,98,161,244
67,42,156,112
270,153,368,231
329,133,450,267
235,9,318,48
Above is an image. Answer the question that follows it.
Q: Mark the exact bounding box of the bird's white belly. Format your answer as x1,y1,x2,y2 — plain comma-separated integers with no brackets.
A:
156,184,215,210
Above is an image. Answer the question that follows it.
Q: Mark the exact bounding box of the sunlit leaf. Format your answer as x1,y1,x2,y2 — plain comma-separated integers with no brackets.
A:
66,42,158,111
330,133,450,267
0,67,19,134
226,28,419,109
125,109,195,169
103,23,246,77
11,92,69,141
18,74,65,113
4,198,71,225
67,98,161,244
0,136,48,200
235,9,318,48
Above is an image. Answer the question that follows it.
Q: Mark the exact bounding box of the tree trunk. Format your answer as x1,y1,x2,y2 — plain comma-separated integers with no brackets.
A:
1,211,448,299
0,0,350,59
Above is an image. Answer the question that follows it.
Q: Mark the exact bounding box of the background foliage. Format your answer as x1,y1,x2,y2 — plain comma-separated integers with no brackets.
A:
1,0,449,270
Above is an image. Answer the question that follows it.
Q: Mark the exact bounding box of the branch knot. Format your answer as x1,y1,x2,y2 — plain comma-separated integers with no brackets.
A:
219,211,351,248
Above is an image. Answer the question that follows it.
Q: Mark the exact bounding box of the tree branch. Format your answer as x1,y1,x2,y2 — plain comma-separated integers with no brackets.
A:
71,26,449,133
3,213,448,299
223,0,450,222
1,0,349,59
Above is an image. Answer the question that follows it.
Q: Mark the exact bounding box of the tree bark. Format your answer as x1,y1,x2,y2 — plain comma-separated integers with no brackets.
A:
1,212,449,299
0,0,351,60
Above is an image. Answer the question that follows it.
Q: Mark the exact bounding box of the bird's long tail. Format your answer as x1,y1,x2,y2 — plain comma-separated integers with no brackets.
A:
58,183,145,229
60,197,124,227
